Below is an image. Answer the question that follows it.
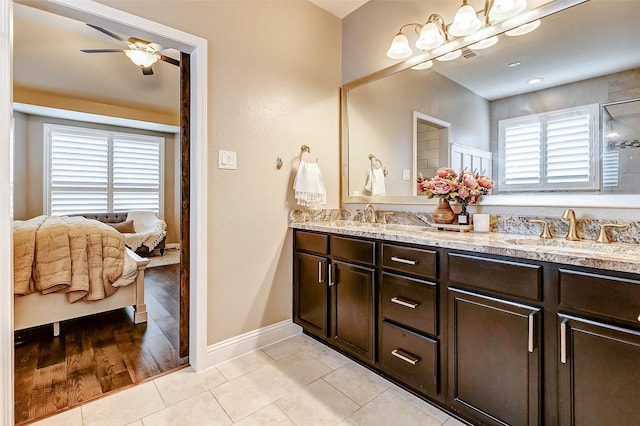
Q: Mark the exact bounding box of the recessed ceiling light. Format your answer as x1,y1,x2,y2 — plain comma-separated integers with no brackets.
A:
411,60,434,70
508,61,521,68
528,77,544,85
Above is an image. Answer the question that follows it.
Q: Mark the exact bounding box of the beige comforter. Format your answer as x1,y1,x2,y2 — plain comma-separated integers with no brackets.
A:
13,215,125,303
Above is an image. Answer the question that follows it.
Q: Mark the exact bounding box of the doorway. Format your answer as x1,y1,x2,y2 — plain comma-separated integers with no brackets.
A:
1,1,208,423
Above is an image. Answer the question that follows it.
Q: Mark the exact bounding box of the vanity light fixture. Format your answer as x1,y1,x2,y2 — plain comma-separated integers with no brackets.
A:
487,0,527,23
505,19,541,36
469,35,499,50
436,50,462,61
386,0,530,61
411,60,434,70
449,0,483,37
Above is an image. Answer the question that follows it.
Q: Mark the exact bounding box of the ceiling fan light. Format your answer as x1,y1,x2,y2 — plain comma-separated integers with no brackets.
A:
469,36,499,50
448,3,482,37
387,33,413,59
411,60,434,70
416,22,444,50
505,19,541,36
489,0,527,22
125,49,159,67
436,49,462,62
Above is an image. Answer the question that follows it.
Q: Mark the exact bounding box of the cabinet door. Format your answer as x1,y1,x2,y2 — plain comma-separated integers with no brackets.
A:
294,252,328,337
449,288,541,426
331,260,376,362
558,314,640,425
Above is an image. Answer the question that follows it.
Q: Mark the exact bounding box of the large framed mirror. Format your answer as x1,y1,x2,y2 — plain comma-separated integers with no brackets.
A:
342,0,640,208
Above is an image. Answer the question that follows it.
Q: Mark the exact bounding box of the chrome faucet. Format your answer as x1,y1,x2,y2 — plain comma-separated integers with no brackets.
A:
363,204,377,223
561,209,580,241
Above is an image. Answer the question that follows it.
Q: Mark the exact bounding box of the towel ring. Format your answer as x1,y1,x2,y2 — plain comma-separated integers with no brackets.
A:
300,144,317,162
369,154,388,176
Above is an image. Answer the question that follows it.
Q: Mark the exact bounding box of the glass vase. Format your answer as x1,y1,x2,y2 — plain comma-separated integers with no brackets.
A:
433,198,456,224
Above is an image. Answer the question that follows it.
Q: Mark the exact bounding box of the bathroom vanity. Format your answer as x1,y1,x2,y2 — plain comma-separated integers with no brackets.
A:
292,221,640,426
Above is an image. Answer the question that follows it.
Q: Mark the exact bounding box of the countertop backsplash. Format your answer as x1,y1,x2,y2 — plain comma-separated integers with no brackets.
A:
290,209,640,244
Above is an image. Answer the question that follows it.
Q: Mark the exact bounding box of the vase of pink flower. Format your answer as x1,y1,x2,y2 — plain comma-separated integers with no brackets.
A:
418,167,494,224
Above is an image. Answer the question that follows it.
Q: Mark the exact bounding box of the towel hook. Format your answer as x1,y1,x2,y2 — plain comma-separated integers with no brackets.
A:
300,145,317,162
369,154,388,176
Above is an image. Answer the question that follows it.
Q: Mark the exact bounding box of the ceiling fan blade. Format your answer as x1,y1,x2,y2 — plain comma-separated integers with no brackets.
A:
142,66,154,76
86,24,126,43
81,49,126,53
159,55,180,67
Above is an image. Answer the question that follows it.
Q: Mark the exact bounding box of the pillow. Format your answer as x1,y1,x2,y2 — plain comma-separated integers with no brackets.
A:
108,220,135,234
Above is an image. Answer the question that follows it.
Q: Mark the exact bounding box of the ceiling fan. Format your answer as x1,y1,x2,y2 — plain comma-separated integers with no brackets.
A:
81,24,179,75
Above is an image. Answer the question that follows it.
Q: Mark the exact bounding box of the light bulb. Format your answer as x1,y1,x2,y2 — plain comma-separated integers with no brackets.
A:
505,20,541,36
125,49,159,67
489,0,527,22
469,36,499,50
448,4,482,37
411,60,434,70
436,50,462,61
416,22,444,50
387,33,412,59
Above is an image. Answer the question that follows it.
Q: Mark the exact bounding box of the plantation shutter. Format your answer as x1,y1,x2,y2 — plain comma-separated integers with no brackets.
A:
46,124,163,215
113,136,161,212
48,127,109,215
602,151,619,188
499,104,598,192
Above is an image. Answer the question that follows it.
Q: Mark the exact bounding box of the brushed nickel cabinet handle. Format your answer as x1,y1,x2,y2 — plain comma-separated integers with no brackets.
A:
560,319,568,364
328,263,335,286
391,297,419,309
391,349,420,365
391,256,418,265
528,313,535,353
318,261,323,283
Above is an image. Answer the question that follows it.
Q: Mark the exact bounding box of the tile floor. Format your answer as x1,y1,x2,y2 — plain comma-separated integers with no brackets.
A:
30,334,467,426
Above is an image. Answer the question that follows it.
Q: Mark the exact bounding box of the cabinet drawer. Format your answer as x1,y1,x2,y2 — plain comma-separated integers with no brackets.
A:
559,269,640,326
380,321,438,396
380,272,437,336
295,231,328,255
382,244,437,279
331,235,375,265
448,253,542,301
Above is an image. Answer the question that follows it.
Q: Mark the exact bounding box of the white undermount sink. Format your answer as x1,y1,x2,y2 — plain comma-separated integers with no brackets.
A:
503,237,638,255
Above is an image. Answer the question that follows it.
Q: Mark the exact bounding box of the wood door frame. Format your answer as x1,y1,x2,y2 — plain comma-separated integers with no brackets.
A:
1,1,209,422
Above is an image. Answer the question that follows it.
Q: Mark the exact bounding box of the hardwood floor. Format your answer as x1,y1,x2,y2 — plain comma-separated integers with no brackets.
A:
13,264,187,425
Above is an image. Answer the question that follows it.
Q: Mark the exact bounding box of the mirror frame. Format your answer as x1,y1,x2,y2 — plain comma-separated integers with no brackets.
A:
340,0,640,209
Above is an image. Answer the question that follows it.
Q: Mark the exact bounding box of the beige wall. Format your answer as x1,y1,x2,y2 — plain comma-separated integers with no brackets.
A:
98,0,342,344
12,113,180,243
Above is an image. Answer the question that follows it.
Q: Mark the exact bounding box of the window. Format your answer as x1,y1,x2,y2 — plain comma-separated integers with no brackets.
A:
498,104,599,192
45,124,163,216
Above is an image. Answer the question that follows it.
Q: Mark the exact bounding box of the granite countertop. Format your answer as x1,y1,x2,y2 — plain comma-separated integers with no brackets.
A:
290,220,640,275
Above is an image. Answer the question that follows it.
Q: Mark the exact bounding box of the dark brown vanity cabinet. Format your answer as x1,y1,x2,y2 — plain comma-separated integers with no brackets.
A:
557,269,640,426
378,243,441,398
447,253,543,426
293,231,376,363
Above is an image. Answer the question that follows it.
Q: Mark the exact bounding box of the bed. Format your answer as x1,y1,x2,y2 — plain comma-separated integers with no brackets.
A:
13,215,149,336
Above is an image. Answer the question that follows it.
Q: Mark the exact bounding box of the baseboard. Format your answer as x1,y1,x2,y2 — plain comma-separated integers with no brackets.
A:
164,242,180,250
206,320,302,367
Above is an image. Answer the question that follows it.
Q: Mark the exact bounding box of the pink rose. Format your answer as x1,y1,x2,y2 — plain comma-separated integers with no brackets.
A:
436,167,456,178
478,175,494,189
458,187,470,200
463,173,477,188
430,179,451,195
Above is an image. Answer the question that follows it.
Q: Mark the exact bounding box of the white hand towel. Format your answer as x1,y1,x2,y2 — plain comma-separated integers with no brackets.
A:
294,160,327,207
365,168,386,196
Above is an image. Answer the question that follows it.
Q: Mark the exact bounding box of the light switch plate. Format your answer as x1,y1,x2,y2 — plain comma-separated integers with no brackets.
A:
218,150,237,169
402,169,411,180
